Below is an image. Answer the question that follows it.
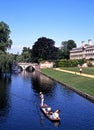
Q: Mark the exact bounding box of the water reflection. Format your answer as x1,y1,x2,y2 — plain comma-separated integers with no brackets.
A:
31,70,56,94
18,70,57,97
0,74,11,123
19,70,32,78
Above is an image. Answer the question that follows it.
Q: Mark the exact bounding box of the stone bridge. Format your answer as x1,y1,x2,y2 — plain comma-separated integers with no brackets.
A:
18,62,39,70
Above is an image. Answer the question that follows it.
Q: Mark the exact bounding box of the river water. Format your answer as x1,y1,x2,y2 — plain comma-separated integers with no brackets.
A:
0,70,94,130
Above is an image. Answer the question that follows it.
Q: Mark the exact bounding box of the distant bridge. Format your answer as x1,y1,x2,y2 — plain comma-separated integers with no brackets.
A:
18,62,39,70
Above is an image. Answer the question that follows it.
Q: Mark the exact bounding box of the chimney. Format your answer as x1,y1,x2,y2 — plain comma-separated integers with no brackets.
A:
82,41,85,47
88,39,92,45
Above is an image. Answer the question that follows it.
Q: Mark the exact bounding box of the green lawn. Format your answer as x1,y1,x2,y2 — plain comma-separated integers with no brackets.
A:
60,67,94,75
41,68,94,97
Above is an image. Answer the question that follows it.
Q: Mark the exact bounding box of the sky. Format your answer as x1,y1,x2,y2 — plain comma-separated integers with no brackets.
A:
0,0,94,54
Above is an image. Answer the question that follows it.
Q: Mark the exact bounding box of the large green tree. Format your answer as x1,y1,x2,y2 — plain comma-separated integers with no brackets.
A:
0,51,14,72
0,21,12,52
59,40,77,59
32,37,59,62
0,21,13,73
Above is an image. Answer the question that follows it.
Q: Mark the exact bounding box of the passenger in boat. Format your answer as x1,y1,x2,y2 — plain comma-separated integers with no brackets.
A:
40,92,44,107
46,107,51,112
45,107,52,114
50,109,60,119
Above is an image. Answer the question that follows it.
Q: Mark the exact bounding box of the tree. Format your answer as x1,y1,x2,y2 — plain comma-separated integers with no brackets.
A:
67,40,77,50
0,51,14,72
59,40,77,59
16,47,32,62
0,21,12,52
32,37,59,62
22,47,32,62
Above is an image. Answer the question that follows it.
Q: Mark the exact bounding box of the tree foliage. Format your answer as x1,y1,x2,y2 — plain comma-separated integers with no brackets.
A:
16,47,32,62
0,51,14,72
59,40,77,59
32,37,59,62
0,21,12,52
0,21,13,73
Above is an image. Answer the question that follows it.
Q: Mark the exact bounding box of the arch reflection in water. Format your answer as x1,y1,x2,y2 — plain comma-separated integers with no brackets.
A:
31,70,56,94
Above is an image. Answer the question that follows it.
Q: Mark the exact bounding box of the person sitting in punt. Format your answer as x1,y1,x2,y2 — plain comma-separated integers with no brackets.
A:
50,109,60,119
46,107,52,112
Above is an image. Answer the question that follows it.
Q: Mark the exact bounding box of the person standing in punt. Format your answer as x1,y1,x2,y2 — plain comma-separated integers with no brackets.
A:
40,92,44,107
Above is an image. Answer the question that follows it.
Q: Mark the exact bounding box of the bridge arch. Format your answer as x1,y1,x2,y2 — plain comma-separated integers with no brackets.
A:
18,63,39,71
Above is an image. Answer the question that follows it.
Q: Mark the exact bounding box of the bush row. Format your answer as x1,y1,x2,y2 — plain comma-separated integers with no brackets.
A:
55,59,93,67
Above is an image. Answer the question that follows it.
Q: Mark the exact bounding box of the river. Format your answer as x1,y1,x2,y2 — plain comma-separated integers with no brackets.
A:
0,70,94,130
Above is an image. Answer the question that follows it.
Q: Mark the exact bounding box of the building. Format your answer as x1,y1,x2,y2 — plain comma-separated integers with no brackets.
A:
70,39,94,60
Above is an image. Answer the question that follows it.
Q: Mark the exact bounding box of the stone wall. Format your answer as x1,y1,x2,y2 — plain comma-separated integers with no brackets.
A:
40,61,54,68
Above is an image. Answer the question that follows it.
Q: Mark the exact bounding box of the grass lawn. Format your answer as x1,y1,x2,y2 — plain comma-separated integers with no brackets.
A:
41,68,94,97
60,67,94,75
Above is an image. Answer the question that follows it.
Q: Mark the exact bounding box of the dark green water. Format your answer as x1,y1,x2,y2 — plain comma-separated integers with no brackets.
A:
0,70,94,130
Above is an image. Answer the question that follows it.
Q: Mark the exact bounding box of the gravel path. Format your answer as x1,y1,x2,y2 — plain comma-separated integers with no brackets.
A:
54,68,94,79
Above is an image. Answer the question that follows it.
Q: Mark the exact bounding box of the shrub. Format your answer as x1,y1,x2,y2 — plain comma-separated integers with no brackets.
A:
55,59,86,67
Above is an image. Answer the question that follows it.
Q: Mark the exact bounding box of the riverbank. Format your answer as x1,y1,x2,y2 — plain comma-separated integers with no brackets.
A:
41,68,94,103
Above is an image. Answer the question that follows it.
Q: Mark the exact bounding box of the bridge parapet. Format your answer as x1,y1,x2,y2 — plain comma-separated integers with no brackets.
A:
18,62,39,70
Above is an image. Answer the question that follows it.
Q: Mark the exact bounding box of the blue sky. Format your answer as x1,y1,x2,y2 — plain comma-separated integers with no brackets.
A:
0,0,94,54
